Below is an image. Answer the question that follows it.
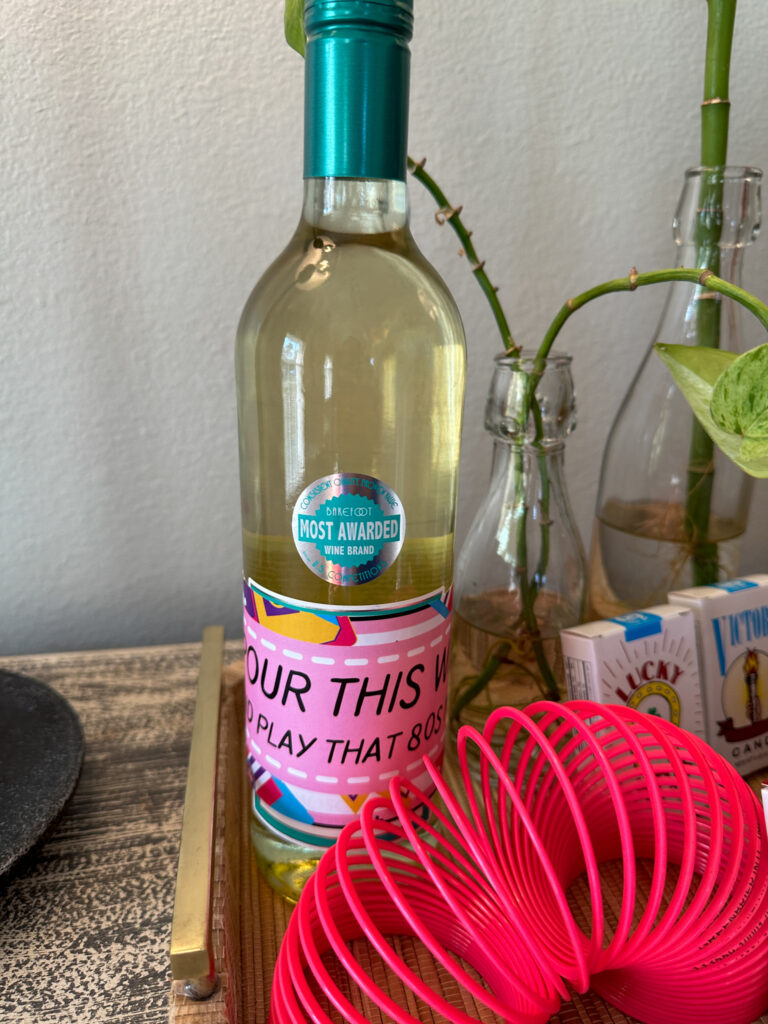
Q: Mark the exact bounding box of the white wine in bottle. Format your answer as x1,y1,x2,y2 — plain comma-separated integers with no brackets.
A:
235,0,466,901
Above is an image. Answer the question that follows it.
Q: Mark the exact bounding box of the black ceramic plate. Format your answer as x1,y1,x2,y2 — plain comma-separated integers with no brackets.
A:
0,669,84,875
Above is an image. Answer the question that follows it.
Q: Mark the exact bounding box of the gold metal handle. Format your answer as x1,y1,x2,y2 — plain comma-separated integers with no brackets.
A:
170,625,225,999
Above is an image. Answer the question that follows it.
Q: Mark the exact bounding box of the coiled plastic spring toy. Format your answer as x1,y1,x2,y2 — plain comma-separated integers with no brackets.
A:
270,701,768,1024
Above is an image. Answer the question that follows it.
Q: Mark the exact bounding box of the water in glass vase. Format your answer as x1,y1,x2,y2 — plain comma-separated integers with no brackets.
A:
588,498,743,619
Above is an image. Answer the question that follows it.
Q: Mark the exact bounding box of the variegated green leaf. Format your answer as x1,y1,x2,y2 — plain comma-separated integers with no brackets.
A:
656,342,737,387
710,343,768,439
654,342,768,477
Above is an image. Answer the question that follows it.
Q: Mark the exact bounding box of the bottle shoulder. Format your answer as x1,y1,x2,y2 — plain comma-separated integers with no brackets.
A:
235,220,465,354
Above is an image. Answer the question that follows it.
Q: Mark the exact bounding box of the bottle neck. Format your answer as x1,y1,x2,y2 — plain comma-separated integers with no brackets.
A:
304,22,410,181
301,178,408,233
491,439,567,476
484,355,577,450
671,167,761,284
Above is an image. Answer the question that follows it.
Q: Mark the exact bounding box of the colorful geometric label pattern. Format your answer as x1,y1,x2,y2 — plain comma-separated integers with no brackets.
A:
243,579,452,847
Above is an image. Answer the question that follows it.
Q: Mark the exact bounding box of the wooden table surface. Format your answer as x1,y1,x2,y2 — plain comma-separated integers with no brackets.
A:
0,640,240,1024
2,643,767,1024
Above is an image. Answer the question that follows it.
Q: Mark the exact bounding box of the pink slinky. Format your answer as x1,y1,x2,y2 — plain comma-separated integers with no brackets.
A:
269,700,768,1024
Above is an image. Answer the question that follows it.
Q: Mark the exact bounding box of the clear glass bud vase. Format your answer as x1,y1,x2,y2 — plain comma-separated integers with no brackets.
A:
589,167,762,619
448,353,587,759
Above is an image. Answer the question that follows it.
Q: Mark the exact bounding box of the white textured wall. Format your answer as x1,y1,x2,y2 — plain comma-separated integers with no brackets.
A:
4,0,768,655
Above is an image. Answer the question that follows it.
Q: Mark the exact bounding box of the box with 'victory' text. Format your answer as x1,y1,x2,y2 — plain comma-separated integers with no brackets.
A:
668,575,768,775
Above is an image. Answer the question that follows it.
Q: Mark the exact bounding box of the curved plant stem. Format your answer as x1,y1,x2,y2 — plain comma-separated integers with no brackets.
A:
482,262,768,712
451,641,511,718
537,266,768,363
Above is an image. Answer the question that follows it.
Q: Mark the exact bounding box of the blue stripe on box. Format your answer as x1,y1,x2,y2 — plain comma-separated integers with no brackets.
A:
711,578,758,593
711,618,727,676
609,611,664,641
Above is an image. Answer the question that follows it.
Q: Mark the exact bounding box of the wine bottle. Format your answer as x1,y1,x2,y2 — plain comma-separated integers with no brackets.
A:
235,0,466,900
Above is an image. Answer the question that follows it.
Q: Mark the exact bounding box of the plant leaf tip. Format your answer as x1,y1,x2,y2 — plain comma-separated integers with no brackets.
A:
284,0,306,56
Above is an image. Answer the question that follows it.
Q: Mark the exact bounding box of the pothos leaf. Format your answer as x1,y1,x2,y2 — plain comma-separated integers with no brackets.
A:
654,342,768,478
657,342,737,386
711,344,768,439
285,0,305,56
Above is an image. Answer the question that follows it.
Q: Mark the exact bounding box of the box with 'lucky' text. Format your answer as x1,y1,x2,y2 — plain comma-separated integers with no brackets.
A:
561,605,706,740
669,575,768,775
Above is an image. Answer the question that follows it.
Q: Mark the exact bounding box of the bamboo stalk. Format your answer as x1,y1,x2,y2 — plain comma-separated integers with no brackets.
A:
686,0,738,585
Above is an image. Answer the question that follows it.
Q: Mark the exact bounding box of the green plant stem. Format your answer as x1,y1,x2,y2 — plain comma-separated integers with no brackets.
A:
686,0,737,585
408,156,560,703
407,156,518,354
518,260,768,700
451,641,511,718
701,0,735,167
406,159,768,716
513,445,561,699
530,399,551,591
537,266,768,364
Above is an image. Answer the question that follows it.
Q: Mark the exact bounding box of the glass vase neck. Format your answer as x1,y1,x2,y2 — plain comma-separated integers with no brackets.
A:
651,167,762,349
672,166,761,255
485,352,576,448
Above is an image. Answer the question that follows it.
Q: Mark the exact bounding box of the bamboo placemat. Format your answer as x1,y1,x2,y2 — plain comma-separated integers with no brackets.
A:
169,667,768,1024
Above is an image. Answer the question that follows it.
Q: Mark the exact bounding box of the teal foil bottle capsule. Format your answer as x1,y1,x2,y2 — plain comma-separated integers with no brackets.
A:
304,0,412,180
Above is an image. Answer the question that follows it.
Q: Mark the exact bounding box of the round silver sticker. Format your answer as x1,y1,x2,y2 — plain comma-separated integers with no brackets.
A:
292,473,406,586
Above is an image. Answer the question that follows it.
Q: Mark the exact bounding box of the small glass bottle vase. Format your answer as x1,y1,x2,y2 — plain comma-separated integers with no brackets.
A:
589,167,762,618
448,353,587,761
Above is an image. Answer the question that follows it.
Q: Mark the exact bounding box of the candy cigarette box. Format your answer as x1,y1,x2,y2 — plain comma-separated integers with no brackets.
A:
561,605,706,740
669,575,768,775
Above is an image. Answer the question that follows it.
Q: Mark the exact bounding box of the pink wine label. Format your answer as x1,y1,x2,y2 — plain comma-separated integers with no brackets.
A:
243,577,452,847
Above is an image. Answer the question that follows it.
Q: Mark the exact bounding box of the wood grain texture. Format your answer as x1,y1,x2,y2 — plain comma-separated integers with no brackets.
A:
3,645,767,1024
0,641,239,1024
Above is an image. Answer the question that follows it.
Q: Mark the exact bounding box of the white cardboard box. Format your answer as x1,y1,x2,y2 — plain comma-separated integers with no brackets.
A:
561,605,706,740
668,575,768,775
